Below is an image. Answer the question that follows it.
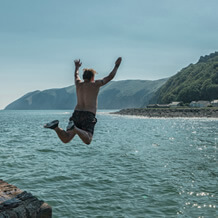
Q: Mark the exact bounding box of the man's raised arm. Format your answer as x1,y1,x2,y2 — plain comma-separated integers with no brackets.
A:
74,59,82,85
97,57,122,86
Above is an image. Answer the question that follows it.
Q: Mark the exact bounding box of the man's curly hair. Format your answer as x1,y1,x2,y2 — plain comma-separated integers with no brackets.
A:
83,68,97,81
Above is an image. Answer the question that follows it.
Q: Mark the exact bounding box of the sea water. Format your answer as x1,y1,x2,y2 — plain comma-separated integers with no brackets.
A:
0,110,217,218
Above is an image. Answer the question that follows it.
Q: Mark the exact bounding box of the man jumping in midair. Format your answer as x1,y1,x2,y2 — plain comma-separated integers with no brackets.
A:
44,57,122,145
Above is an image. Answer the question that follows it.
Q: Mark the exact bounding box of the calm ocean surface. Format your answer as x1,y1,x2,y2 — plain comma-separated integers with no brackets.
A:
0,110,217,218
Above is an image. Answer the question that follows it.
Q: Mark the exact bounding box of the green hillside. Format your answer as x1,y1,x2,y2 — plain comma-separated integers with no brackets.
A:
98,79,167,109
151,52,218,104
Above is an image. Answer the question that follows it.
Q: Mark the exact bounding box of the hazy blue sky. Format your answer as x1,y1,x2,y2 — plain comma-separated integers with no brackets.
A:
1,0,218,109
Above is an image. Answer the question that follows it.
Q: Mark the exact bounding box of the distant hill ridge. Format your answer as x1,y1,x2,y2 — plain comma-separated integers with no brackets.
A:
151,51,218,104
5,79,167,110
6,51,217,110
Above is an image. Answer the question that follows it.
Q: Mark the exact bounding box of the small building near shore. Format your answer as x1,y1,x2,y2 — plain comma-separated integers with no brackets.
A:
169,102,181,108
158,104,170,108
190,101,210,108
147,104,159,108
147,104,170,108
211,100,218,107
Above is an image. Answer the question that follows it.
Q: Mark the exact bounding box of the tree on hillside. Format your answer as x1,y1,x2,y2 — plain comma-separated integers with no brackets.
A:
151,51,218,104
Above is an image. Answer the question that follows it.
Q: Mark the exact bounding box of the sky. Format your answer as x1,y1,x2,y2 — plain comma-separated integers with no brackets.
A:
0,0,218,109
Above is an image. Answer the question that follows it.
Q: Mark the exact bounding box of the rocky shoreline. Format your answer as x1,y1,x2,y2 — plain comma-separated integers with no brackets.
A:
113,108,218,118
0,179,52,217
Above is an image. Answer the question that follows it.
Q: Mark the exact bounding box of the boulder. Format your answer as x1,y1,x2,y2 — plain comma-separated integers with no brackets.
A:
0,179,52,218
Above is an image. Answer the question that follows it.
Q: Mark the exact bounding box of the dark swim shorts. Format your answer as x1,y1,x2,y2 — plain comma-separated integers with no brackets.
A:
69,110,97,135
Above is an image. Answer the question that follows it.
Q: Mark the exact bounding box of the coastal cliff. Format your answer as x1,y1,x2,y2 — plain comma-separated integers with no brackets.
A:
113,108,218,118
0,179,52,218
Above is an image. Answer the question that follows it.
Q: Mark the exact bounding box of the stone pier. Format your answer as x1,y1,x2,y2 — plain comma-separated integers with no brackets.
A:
0,179,52,218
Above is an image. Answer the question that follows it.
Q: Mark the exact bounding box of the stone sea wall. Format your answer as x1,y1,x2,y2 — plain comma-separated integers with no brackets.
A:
0,179,52,218
113,108,218,118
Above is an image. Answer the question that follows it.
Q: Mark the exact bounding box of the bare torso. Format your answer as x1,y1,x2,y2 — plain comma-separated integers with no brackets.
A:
74,81,100,114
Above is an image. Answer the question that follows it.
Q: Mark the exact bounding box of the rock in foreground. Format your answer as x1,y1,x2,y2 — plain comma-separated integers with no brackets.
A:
0,179,51,218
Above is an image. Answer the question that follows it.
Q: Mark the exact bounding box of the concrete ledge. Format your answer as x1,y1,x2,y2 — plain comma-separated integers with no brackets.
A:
0,179,52,218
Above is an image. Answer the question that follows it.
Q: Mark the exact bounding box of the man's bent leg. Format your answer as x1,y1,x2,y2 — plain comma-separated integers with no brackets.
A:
74,126,92,145
54,127,76,144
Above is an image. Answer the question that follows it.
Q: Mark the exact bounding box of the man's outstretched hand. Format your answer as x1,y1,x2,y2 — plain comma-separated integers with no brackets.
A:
74,59,82,69
115,57,122,68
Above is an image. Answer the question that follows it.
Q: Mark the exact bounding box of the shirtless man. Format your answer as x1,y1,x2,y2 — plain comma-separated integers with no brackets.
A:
44,57,122,145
